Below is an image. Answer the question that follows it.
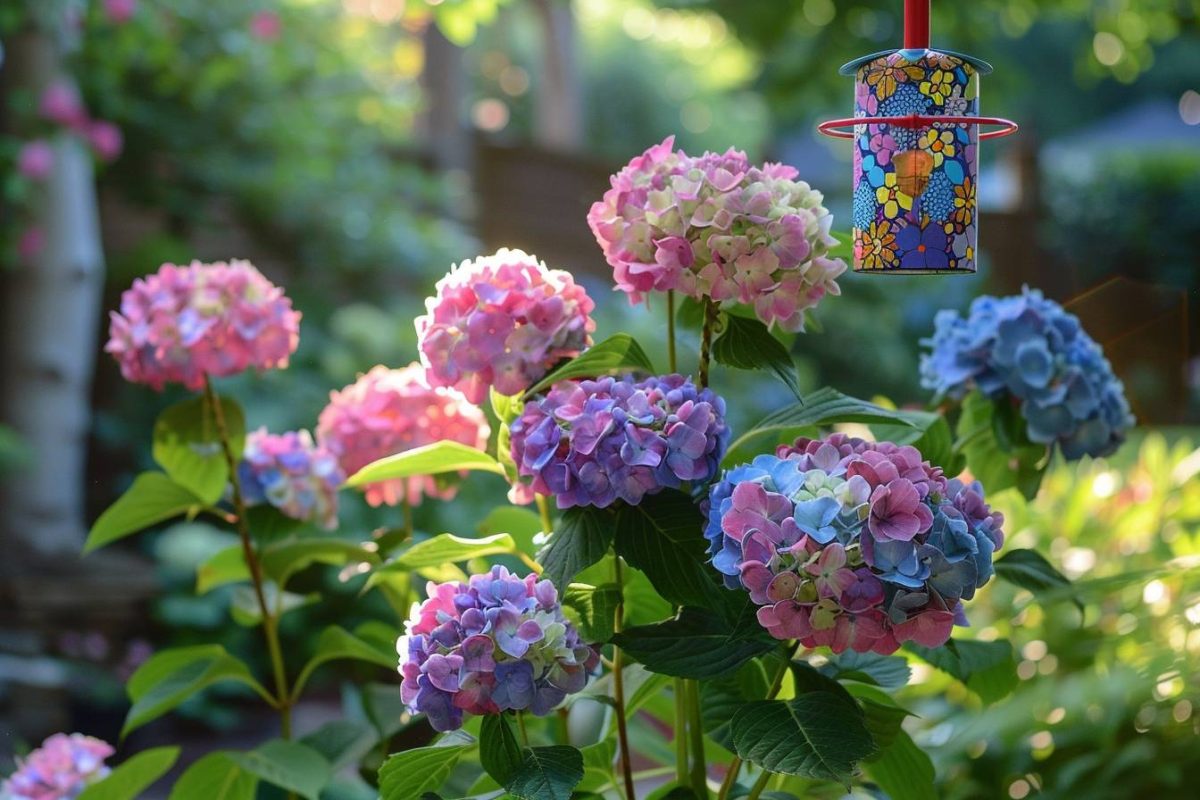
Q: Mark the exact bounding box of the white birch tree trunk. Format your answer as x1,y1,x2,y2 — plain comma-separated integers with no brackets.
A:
532,0,583,153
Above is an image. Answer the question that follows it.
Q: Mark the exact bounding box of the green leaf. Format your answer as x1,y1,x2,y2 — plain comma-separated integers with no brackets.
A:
346,440,503,488
261,537,380,588
562,583,622,643
526,334,655,395
538,506,615,592
168,752,257,800
230,584,317,626
299,720,379,772
614,489,718,608
378,741,473,800
726,388,913,459
846,684,914,750
85,472,205,553
196,544,250,594
292,626,396,700
479,714,524,787
153,394,244,504
232,740,332,800
955,391,1048,499
906,638,1018,705
478,505,544,553
507,746,585,800
730,695,876,785
123,645,272,737
819,651,911,690
871,409,963,475
372,533,517,582
865,730,936,800
701,659,770,751
77,746,180,800
611,606,774,679
712,313,802,400
994,548,1080,609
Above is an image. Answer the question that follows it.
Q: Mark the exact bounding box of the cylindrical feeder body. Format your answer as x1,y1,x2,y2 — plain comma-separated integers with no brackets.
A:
850,49,981,273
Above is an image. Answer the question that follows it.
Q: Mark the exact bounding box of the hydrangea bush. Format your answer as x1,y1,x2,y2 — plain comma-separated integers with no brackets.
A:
43,139,1122,800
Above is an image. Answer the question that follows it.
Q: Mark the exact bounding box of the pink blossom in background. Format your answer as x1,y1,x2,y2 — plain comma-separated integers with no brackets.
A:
316,363,490,507
87,121,123,162
249,11,282,40
17,141,54,181
416,248,596,404
18,227,45,262
38,81,87,129
106,259,301,391
0,733,114,800
102,0,138,24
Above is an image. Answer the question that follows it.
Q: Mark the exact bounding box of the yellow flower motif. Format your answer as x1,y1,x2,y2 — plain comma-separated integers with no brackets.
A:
919,129,957,167
952,177,976,227
919,69,956,105
874,174,914,220
855,220,899,269
864,59,925,100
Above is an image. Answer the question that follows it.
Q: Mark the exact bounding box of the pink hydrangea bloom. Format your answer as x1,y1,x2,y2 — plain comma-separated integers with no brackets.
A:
317,364,490,507
416,248,596,404
588,136,847,332
1,733,113,800
239,428,344,529
17,141,54,181
102,0,137,24
18,227,45,263
87,121,123,162
38,82,87,129
249,11,282,40
105,259,301,391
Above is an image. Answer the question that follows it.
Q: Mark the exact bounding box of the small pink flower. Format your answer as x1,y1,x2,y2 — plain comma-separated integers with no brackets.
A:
38,81,87,129
804,543,858,599
17,140,54,181
1,733,114,799
102,0,137,23
892,606,955,648
249,11,282,40
88,121,124,162
866,479,934,542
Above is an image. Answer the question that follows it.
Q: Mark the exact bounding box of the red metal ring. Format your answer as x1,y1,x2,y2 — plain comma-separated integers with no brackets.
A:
817,114,1019,140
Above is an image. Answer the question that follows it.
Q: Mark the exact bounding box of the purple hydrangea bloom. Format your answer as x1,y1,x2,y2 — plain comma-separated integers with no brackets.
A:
703,435,1004,654
397,566,599,732
510,374,730,509
920,287,1134,459
238,428,345,529
1,733,113,800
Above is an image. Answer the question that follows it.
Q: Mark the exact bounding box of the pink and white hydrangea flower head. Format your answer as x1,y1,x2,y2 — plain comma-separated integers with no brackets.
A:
105,259,300,391
416,248,596,405
588,137,847,332
316,363,489,507
238,428,344,530
1,733,113,800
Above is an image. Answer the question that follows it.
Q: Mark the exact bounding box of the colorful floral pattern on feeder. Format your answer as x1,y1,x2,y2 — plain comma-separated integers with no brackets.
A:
853,50,979,273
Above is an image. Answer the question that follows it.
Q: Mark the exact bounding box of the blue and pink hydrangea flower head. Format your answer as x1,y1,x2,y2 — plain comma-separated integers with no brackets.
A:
1,733,113,800
920,287,1134,460
704,434,1004,654
587,136,846,332
509,374,729,509
397,566,599,732
415,248,596,405
238,428,344,530
106,259,301,391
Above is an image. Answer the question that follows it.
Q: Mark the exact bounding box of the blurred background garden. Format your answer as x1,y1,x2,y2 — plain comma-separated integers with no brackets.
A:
0,0,1198,797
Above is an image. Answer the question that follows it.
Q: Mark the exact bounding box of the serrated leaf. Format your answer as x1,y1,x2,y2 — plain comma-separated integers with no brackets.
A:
700,659,770,751
614,489,717,608
906,638,1018,705
819,651,911,690
372,533,517,583
478,505,544,553
230,584,317,626
232,740,331,800
346,440,503,488
994,548,1080,610
299,720,379,772
260,538,379,588
378,742,473,800
77,746,180,800
730,695,875,785
291,626,396,700
526,334,655,395
479,714,524,787
196,544,251,594
610,606,774,679
712,313,803,400
726,388,912,458
85,473,205,553
507,746,585,800
955,391,1048,499
153,394,244,504
865,730,936,800
562,583,622,643
168,752,256,800
538,506,614,592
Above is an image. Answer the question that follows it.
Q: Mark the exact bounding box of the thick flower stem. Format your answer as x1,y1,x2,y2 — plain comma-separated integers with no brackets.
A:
685,679,707,797
667,290,678,374
203,376,292,740
744,768,772,800
697,299,718,389
611,556,638,800
674,678,688,785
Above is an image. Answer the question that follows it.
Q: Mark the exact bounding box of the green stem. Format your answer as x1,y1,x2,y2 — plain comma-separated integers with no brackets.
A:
556,707,571,746
204,376,292,739
745,769,772,800
685,679,707,797
697,298,717,389
667,290,678,374
516,710,531,747
536,494,554,537
674,678,688,786
612,557,637,800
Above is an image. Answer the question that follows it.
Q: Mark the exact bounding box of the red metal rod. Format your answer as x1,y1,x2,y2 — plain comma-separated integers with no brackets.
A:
905,0,931,49
817,114,1020,140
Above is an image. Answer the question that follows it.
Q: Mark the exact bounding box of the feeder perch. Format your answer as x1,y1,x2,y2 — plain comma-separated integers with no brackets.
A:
819,0,1018,274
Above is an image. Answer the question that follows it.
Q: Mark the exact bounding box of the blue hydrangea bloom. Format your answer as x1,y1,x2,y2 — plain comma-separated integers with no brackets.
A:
920,287,1134,460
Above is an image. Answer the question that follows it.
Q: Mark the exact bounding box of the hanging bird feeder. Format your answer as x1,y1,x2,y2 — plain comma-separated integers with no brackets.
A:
819,0,1018,274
